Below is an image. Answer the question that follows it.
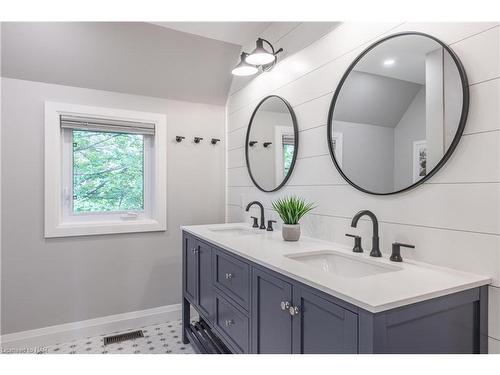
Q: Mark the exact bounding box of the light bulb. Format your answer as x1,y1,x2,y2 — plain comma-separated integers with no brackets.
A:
246,38,276,65
231,53,258,76
232,65,258,76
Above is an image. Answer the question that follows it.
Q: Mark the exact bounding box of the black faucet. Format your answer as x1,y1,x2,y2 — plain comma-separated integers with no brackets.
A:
245,201,266,229
351,210,382,257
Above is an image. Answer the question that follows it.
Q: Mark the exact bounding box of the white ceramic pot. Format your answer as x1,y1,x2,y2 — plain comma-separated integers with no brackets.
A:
282,224,301,241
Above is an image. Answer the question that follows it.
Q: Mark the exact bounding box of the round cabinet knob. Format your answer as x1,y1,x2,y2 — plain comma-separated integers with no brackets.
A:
191,248,198,254
225,319,234,326
289,306,300,316
280,301,290,311
225,273,233,279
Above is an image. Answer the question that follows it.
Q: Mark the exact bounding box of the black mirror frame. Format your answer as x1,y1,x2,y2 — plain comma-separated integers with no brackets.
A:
245,95,299,193
327,31,470,196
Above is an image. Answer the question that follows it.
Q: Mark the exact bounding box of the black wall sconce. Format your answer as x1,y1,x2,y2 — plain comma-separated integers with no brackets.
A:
175,136,185,142
194,137,203,144
248,141,258,147
232,38,283,77
211,138,220,145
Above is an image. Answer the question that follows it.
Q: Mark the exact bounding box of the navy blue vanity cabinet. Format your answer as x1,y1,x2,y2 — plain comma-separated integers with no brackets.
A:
251,266,357,354
357,287,489,354
182,231,488,354
197,240,214,321
182,233,214,322
292,286,358,353
183,232,198,304
251,268,293,353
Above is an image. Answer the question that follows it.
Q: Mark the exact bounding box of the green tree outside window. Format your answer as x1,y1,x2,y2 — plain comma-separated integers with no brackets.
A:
72,130,144,213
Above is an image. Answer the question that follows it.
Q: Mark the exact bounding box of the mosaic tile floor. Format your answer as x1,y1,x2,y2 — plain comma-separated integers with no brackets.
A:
41,319,195,354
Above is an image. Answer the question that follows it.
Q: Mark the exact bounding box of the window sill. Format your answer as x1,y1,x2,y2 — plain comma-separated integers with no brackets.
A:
45,218,166,238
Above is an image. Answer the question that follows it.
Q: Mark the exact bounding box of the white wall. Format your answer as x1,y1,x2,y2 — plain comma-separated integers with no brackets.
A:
394,87,426,190
1,78,226,335
225,22,500,353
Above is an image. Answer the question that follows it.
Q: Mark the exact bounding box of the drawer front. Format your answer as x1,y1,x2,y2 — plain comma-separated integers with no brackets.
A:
215,294,249,353
213,250,250,310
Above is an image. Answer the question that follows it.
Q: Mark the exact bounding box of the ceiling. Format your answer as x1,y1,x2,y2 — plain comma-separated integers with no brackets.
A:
1,22,241,105
355,35,442,84
151,22,271,46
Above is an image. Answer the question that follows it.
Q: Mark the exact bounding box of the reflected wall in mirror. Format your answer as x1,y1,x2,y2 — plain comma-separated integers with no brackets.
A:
328,32,469,195
246,95,298,192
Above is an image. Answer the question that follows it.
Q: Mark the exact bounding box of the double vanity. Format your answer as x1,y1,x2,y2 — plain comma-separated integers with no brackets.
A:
181,222,490,354
181,31,491,354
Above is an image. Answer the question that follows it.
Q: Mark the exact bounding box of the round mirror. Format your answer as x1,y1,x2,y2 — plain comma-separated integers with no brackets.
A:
246,95,298,192
328,32,469,195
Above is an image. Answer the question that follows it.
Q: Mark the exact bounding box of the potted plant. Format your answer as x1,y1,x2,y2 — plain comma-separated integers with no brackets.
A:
272,196,315,241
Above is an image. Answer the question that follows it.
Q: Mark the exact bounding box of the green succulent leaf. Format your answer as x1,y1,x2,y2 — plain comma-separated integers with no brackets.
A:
271,196,316,225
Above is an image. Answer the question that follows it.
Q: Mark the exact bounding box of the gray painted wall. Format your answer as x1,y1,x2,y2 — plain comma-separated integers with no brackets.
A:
1,78,226,334
334,120,395,192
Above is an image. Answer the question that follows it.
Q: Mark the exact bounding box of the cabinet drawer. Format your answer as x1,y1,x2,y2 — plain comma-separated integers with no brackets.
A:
213,250,250,310
214,294,249,353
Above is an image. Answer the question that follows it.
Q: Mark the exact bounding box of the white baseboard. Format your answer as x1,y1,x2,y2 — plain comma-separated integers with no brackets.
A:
0,303,189,350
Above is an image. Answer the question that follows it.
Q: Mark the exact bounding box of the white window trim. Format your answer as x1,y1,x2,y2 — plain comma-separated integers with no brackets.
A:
44,101,167,238
273,125,295,184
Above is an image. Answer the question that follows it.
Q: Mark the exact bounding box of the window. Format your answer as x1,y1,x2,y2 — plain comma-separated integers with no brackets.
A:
273,126,295,183
71,130,145,213
282,134,295,177
45,102,167,237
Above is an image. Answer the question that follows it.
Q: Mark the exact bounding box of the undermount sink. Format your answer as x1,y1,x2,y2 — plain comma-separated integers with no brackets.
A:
208,227,263,236
285,250,401,278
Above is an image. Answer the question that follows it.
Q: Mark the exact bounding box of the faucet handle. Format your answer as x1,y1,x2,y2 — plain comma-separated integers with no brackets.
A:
345,234,363,253
266,220,277,231
390,242,415,262
250,216,259,228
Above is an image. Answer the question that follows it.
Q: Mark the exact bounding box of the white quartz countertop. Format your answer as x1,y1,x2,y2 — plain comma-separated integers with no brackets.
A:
181,223,491,313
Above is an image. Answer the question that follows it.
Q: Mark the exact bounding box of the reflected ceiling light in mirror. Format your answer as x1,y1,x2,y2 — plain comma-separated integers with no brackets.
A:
232,38,283,76
383,58,396,67
231,53,259,76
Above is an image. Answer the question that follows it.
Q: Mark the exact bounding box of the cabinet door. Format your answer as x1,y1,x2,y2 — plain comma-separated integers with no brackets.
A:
292,287,358,354
251,268,293,353
183,233,198,303
197,240,213,321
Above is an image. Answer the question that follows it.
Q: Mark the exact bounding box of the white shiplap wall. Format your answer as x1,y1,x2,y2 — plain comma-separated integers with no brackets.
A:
225,22,500,353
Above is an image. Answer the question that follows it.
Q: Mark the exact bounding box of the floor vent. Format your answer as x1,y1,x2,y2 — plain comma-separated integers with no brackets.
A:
103,330,144,346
